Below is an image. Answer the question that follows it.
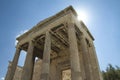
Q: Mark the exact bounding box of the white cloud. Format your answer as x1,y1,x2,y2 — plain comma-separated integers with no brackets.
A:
1,77,4,80
15,30,28,45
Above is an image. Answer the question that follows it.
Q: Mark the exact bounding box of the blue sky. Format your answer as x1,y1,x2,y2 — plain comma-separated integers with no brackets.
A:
0,0,120,79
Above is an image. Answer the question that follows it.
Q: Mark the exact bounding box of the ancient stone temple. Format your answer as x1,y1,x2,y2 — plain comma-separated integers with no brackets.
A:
5,6,103,80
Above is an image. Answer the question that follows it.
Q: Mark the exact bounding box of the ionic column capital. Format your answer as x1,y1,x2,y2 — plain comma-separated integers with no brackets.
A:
15,43,21,49
80,33,85,39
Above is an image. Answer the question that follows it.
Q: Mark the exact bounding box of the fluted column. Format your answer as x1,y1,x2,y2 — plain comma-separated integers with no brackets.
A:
68,23,82,80
5,46,21,80
89,43,103,80
80,35,92,80
21,41,35,80
40,31,51,80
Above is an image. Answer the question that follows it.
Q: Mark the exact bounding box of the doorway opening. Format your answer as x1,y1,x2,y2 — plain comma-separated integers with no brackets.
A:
62,69,71,80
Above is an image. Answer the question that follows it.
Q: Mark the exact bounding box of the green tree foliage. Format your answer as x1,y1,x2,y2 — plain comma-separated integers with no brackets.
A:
102,64,120,80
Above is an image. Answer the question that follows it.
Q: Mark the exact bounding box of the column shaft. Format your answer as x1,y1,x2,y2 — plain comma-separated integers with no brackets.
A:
5,47,21,80
68,23,82,80
80,35,92,80
90,43,103,80
79,48,86,80
21,41,35,80
40,31,51,80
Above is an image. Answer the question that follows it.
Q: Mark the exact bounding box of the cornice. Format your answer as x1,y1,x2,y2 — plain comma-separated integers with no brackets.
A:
16,5,77,41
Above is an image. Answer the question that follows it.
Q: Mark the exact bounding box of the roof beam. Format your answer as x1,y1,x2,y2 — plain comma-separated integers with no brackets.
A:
50,31,68,47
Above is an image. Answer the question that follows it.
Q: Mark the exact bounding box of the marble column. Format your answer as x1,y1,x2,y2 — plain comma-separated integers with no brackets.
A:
21,41,35,80
40,31,51,80
80,35,92,80
68,23,82,80
89,43,103,80
79,48,86,80
5,46,21,80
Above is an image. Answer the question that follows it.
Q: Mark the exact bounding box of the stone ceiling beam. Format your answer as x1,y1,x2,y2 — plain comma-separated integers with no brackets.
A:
50,31,68,47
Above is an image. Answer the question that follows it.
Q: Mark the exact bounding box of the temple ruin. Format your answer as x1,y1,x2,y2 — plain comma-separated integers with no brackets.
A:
5,6,103,80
